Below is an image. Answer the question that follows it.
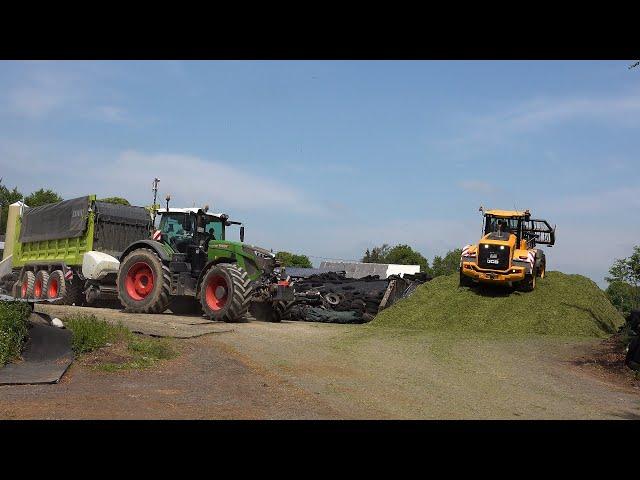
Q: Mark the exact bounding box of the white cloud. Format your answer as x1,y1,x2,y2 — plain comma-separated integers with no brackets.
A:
0,143,320,216
447,89,640,149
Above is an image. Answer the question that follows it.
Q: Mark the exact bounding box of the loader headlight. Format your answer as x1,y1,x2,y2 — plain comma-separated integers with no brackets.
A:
500,245,505,250
484,244,489,249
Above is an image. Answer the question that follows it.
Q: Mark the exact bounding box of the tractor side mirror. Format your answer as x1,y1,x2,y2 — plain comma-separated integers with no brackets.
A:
240,226,245,243
182,216,192,232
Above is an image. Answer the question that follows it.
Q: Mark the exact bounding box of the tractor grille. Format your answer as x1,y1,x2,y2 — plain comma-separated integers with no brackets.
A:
477,243,510,271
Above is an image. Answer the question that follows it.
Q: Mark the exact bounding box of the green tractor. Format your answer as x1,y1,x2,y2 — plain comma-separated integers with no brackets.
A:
116,203,293,322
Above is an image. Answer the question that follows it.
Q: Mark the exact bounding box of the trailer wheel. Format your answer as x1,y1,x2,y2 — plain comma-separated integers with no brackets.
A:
200,263,252,322
20,271,36,298
34,270,50,299
47,270,65,303
117,248,171,314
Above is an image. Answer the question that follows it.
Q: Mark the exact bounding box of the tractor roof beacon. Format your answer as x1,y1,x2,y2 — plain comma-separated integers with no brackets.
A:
459,207,556,292
116,199,293,322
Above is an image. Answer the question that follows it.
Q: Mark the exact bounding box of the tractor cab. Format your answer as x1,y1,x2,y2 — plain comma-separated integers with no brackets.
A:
157,208,244,253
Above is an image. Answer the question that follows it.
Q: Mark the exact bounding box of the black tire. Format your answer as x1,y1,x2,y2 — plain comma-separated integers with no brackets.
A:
117,248,171,313
34,270,50,299
519,270,537,292
459,268,473,287
47,270,66,304
249,301,287,323
538,258,546,279
20,271,36,298
200,263,252,322
625,336,640,371
169,296,202,315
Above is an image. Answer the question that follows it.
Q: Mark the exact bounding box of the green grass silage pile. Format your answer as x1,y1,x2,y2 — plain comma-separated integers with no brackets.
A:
371,271,624,337
0,301,31,366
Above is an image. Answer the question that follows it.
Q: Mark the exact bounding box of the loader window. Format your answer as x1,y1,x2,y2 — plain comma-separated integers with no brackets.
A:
485,217,519,235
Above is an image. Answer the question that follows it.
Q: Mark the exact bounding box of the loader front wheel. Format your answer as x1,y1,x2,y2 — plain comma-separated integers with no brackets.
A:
459,268,474,288
117,249,171,313
200,264,252,322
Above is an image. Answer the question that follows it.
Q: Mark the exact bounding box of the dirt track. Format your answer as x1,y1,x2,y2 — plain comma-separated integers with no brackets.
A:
1,305,639,419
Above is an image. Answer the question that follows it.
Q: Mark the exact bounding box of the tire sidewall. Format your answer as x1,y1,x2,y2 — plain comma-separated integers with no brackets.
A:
200,265,237,319
118,250,166,310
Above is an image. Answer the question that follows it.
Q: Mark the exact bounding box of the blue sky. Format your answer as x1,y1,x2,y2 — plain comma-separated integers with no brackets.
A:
0,60,638,286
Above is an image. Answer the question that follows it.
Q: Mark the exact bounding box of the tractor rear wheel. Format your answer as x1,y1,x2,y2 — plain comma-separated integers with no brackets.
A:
20,271,35,298
117,248,171,313
34,270,49,299
200,263,252,322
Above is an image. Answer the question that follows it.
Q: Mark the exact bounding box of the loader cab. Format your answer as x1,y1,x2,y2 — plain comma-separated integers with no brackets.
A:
483,210,530,246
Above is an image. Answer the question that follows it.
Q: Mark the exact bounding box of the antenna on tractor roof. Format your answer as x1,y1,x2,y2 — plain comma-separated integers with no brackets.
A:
151,178,160,226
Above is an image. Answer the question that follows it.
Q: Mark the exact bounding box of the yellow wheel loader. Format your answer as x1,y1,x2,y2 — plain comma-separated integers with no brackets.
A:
459,208,555,291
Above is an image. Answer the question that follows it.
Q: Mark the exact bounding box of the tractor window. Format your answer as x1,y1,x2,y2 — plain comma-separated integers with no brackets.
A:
204,217,224,240
160,213,192,244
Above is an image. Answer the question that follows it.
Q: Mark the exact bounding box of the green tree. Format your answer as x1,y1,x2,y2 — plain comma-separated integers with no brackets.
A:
605,281,637,317
0,178,23,234
276,251,312,268
605,246,640,313
98,196,130,206
23,188,63,208
384,244,430,273
362,244,391,263
431,248,463,278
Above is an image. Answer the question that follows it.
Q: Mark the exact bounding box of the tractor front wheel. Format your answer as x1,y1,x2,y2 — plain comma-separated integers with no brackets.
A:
200,264,252,322
117,248,171,313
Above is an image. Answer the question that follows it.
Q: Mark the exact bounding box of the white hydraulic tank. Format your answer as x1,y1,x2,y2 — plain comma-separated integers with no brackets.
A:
82,251,120,280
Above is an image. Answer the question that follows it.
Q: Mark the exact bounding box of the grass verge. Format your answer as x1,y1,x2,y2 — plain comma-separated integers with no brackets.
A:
64,314,177,371
0,301,31,367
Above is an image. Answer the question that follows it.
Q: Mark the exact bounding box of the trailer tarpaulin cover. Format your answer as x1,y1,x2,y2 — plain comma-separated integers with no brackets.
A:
94,201,150,226
19,196,90,243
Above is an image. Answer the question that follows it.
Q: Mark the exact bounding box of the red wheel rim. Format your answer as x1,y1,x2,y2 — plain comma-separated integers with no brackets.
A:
124,262,155,301
205,274,228,311
48,279,59,298
34,278,42,298
21,279,28,298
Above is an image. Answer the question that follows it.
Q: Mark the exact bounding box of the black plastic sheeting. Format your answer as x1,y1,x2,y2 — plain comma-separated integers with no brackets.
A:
19,196,90,243
0,313,73,385
94,201,150,226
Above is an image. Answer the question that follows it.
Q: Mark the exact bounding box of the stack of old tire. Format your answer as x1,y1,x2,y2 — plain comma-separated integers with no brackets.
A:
625,310,640,371
287,273,394,324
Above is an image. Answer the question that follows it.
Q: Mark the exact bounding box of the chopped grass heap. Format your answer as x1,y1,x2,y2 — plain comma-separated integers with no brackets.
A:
371,271,624,337
0,301,31,366
64,314,177,371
